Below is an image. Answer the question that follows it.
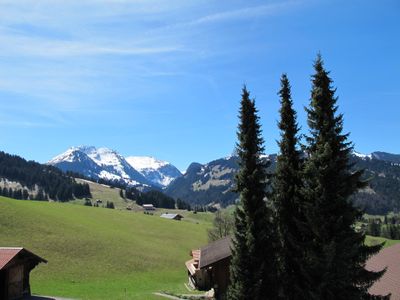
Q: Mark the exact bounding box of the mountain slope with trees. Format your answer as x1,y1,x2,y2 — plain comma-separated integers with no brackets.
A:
166,153,400,214
0,151,91,201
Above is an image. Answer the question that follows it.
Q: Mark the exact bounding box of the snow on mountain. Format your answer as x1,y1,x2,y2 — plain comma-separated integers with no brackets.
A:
352,151,372,160
126,156,182,188
126,156,169,171
48,146,151,187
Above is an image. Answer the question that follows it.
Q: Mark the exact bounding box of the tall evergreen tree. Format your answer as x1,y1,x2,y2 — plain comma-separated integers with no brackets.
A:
228,87,278,300
302,55,385,299
273,74,307,299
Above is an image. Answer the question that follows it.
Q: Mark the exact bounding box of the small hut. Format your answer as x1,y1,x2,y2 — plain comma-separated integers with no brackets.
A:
185,237,232,297
142,204,155,211
160,213,183,221
0,247,47,300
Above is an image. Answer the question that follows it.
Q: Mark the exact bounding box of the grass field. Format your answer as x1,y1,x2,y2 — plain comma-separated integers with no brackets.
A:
73,179,137,210
0,196,210,299
2,195,399,300
365,235,400,248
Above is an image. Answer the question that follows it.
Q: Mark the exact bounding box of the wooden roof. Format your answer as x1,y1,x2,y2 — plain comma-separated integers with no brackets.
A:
366,243,400,298
160,213,183,219
0,247,47,270
199,236,232,269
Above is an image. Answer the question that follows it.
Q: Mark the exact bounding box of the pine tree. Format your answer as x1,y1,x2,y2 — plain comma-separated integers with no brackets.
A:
302,55,384,299
228,87,278,300
273,74,307,299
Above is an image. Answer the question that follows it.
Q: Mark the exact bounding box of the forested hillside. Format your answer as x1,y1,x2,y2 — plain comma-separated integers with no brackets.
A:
166,153,400,214
0,151,91,201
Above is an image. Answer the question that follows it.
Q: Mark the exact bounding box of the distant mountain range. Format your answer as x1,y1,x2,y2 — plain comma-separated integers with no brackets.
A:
48,147,400,214
48,146,182,189
165,151,400,214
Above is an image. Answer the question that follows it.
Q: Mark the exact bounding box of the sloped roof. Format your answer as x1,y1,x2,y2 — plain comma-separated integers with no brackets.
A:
160,213,183,219
199,236,232,269
366,243,400,298
0,247,47,270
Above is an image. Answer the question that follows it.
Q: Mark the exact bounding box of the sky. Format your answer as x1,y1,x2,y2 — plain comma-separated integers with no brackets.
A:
0,0,399,171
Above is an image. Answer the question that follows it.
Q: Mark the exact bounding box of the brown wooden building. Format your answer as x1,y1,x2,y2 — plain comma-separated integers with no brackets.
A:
160,213,184,221
0,248,47,300
185,237,232,298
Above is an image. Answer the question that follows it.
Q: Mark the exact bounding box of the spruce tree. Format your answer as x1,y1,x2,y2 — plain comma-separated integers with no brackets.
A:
228,87,278,300
273,74,307,299
303,55,385,299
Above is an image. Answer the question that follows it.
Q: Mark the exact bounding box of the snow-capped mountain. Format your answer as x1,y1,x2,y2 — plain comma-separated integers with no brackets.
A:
352,151,400,164
48,146,153,187
126,156,182,188
48,146,183,188
352,151,372,160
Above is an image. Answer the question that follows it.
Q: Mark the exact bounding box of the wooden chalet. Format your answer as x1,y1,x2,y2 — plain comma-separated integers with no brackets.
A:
0,247,47,300
142,204,155,211
366,243,400,299
160,213,183,221
185,237,232,298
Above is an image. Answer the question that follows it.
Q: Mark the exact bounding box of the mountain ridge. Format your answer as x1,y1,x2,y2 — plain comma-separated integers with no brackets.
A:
48,146,182,188
48,146,400,214
165,151,400,214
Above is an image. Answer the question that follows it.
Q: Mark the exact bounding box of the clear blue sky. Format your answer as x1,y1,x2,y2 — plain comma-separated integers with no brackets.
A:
0,0,399,171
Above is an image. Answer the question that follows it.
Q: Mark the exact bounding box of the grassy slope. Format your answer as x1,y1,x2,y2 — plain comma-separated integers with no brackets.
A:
74,179,215,224
365,235,400,248
0,197,209,300
73,179,136,210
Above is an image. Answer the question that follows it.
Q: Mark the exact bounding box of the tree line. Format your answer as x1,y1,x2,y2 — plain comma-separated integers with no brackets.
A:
123,187,190,210
0,151,91,201
366,215,400,240
227,56,385,300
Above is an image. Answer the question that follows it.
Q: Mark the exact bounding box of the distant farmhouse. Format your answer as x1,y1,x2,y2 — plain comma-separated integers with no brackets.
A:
160,213,183,221
142,204,155,211
366,243,400,298
0,247,47,300
185,237,232,297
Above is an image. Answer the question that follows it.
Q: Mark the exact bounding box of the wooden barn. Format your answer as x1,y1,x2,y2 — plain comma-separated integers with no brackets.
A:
160,213,183,221
0,247,47,300
185,237,232,298
142,204,155,211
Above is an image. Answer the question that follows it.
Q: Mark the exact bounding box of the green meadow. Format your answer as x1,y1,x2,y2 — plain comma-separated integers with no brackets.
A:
365,235,400,248
0,196,210,299
1,195,399,300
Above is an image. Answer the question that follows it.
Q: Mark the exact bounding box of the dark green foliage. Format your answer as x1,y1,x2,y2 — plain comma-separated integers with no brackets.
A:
22,189,29,200
302,55,384,299
176,198,191,210
84,199,93,206
228,87,278,300
365,216,400,240
0,151,91,201
125,187,140,201
125,187,175,209
106,201,115,209
135,190,176,209
273,74,307,299
35,188,47,201
367,219,382,237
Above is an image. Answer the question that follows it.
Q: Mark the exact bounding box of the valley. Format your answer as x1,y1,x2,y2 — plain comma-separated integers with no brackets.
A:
0,196,210,299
